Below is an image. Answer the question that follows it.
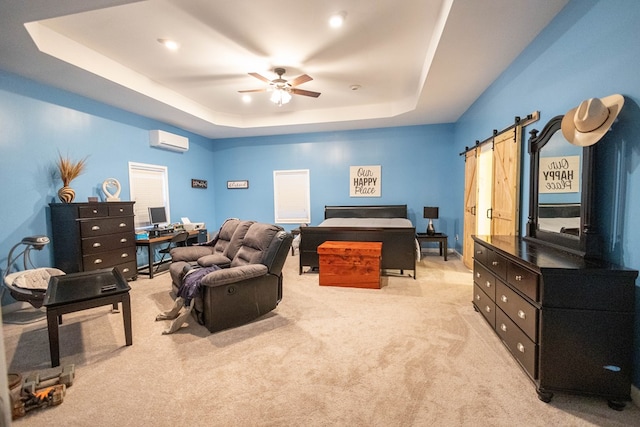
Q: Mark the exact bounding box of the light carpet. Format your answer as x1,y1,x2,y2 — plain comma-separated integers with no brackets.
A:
3,253,640,426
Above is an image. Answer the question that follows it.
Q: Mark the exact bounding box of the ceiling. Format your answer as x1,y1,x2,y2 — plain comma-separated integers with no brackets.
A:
0,0,569,139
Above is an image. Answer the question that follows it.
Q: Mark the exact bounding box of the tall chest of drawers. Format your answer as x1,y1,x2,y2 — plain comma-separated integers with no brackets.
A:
472,235,637,407
50,202,137,280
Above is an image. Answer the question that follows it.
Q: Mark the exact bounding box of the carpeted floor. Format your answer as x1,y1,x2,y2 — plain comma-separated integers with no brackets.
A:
3,252,640,426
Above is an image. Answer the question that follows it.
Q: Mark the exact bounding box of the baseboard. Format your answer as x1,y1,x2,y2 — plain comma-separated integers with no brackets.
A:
631,384,640,408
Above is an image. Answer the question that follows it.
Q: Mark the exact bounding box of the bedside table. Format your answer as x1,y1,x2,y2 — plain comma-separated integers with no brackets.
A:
416,233,448,261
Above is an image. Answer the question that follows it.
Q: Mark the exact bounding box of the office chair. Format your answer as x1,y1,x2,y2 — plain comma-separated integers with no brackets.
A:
2,236,65,310
156,231,189,272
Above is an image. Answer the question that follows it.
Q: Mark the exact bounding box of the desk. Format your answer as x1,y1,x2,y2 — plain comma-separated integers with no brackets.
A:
416,233,448,261
135,229,207,278
44,268,132,367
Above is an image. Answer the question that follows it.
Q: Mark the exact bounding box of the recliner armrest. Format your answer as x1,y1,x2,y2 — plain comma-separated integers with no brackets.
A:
200,264,268,287
170,246,214,262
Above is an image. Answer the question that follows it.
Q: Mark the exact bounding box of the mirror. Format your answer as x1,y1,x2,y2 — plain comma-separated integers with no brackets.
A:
525,115,600,258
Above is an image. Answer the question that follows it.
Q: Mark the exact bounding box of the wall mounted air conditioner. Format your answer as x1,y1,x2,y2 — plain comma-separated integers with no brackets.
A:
149,130,189,152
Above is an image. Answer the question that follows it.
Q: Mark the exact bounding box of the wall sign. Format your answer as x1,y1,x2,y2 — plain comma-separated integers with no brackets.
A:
191,179,208,189
227,180,249,189
539,156,580,193
350,165,381,197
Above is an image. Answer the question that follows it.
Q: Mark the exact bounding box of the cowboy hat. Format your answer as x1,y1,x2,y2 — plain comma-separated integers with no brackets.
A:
561,94,624,147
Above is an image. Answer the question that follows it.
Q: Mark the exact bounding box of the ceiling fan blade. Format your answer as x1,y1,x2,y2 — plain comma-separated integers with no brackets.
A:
248,72,272,84
291,88,321,98
238,88,267,93
289,74,313,87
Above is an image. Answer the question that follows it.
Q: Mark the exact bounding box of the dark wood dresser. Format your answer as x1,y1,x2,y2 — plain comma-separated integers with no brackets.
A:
49,202,137,280
472,235,637,407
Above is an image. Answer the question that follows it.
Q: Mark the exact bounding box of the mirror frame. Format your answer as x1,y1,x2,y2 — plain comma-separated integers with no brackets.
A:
524,115,600,258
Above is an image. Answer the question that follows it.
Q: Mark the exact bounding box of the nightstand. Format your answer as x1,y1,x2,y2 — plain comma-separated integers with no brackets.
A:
416,233,448,261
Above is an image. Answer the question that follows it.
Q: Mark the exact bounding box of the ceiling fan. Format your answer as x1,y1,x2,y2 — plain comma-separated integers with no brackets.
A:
239,68,321,105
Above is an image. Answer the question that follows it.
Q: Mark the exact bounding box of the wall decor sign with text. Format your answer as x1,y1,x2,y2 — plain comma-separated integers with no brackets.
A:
191,179,208,189
539,156,580,193
350,165,381,197
227,180,249,189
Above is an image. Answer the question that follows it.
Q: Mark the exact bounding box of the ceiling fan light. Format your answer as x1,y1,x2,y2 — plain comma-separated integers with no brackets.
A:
270,88,292,106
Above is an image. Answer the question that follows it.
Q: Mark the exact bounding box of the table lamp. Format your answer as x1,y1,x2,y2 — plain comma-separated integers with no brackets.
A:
423,207,439,235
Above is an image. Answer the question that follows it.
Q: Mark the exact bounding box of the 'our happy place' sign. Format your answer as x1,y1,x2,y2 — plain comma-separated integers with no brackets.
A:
350,165,381,197
539,156,580,193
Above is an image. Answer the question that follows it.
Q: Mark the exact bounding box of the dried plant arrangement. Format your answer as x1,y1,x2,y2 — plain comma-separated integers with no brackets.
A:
57,153,87,186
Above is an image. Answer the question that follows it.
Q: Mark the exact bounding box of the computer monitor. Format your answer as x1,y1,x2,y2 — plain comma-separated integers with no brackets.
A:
148,206,168,228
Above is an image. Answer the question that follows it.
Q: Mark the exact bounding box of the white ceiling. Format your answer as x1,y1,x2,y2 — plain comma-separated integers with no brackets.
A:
0,0,569,139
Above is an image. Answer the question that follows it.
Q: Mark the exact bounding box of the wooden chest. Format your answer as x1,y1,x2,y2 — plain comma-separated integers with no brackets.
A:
318,241,382,289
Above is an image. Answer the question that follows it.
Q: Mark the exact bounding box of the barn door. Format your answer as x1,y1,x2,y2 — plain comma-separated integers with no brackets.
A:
462,149,478,269
491,127,521,236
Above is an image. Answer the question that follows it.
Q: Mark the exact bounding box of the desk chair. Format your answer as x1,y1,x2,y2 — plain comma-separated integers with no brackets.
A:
156,231,189,272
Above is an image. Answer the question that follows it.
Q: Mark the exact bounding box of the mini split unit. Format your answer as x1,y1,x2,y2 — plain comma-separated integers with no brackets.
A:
149,130,189,152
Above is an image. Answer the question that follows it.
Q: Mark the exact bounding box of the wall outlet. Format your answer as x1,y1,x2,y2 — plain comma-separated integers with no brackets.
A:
455,234,459,241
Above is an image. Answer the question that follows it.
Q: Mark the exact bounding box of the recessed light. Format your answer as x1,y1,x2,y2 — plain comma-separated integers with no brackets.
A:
157,38,180,51
242,95,252,103
329,11,346,28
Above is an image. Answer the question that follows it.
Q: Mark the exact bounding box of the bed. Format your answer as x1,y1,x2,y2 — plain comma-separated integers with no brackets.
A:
298,205,417,278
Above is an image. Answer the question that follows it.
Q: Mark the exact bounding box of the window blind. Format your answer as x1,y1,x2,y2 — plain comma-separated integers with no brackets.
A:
128,162,170,228
273,169,310,224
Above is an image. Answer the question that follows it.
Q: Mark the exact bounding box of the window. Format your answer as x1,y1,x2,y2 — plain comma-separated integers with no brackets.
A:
273,169,310,224
128,162,170,228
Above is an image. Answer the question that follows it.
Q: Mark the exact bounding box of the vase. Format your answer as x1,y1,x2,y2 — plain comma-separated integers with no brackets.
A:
58,185,76,203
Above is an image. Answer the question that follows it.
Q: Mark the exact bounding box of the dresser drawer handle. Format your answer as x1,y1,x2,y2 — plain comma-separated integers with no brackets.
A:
515,275,523,281
476,250,482,255
94,259,103,264
517,310,526,319
500,323,507,332
517,343,525,353
120,238,128,243
119,223,127,228
91,225,101,231
122,267,130,273
92,209,98,214
475,294,480,301
121,253,129,258
485,281,491,288
500,295,508,303
118,208,124,213
492,261,498,266
476,272,480,278
92,242,101,248
485,306,491,313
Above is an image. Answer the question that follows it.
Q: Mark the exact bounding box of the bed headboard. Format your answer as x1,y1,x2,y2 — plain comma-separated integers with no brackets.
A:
324,205,408,219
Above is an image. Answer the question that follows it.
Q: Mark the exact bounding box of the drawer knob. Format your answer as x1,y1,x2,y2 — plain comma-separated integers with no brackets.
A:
500,323,507,332
485,281,491,288
94,259,103,264
91,225,101,231
121,253,129,258
122,267,130,273
492,261,498,266
119,223,127,228
518,310,526,319
120,238,128,243
517,343,525,353
92,209,98,214
92,242,101,248
501,295,508,303
119,208,124,212
476,272,480,278
515,275,522,281
475,294,480,301
485,306,491,313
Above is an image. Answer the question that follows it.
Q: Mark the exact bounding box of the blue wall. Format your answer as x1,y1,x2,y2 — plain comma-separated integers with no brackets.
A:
1,0,639,391
452,0,640,388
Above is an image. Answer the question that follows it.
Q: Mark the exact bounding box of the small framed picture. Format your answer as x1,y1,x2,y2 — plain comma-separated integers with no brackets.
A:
227,180,249,189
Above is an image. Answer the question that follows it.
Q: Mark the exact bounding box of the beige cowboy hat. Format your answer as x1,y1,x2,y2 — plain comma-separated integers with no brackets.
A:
561,94,624,147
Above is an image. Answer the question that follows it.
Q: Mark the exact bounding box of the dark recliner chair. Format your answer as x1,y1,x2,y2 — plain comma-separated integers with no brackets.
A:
168,221,293,333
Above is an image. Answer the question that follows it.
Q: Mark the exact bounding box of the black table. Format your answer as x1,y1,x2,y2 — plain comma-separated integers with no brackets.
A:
43,268,132,367
416,233,448,261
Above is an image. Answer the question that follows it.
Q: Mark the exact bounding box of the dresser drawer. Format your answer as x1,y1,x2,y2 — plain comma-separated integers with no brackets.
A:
496,308,538,380
487,250,507,280
506,262,539,302
108,204,134,216
115,260,138,279
81,232,135,255
473,261,495,301
80,217,135,237
473,242,488,265
82,247,136,271
473,284,496,329
78,204,109,218
496,281,538,342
